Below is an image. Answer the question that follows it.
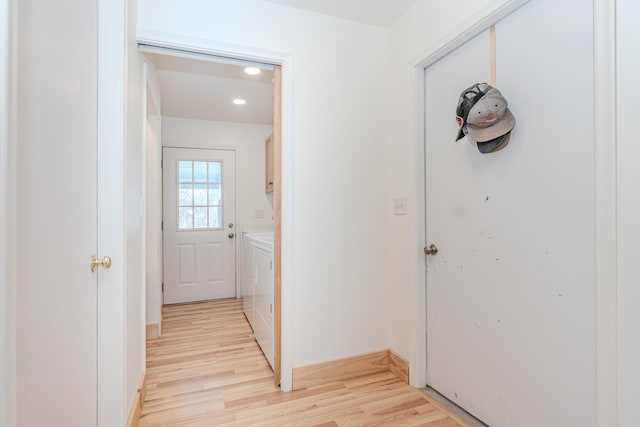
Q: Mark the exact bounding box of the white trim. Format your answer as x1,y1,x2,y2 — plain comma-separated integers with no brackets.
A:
142,56,164,337
594,0,618,426
0,0,16,424
408,65,426,387
135,30,296,392
412,0,533,69
137,30,288,69
97,0,126,424
0,0,7,418
409,0,533,389
138,44,275,71
163,144,239,151
141,60,149,378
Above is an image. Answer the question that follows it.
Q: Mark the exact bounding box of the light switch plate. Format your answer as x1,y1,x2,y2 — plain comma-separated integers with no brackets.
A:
393,197,407,215
255,209,264,219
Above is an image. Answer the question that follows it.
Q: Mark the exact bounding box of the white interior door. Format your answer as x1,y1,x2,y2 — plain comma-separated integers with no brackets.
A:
163,147,237,304
16,1,128,425
424,1,596,426
17,0,102,424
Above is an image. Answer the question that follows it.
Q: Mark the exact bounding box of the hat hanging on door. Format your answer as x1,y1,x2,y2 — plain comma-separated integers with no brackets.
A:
455,83,516,154
455,83,490,141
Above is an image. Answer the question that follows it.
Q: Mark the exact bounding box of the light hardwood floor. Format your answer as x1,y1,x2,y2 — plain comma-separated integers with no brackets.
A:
141,299,462,427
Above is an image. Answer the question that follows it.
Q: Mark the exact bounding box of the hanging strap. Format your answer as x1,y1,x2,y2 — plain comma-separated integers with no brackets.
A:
490,25,497,86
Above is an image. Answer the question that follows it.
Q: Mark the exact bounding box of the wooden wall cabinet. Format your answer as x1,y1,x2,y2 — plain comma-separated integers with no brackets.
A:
265,134,274,193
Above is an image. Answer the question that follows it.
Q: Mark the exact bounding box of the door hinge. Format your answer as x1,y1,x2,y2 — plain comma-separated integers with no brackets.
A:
161,159,163,169
162,282,164,292
161,221,163,231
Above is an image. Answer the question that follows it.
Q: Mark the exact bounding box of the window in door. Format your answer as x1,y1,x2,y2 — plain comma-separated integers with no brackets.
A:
177,160,223,231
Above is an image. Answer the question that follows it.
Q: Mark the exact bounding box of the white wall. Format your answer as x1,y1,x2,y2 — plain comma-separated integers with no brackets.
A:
617,2,640,425
126,0,146,412
163,117,274,225
144,58,163,330
386,0,514,363
139,0,391,373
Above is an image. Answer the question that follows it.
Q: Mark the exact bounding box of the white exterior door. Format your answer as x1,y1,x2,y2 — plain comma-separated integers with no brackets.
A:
163,148,237,304
424,1,596,426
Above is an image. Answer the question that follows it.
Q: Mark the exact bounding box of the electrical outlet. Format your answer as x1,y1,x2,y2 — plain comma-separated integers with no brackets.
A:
393,197,407,215
255,209,264,219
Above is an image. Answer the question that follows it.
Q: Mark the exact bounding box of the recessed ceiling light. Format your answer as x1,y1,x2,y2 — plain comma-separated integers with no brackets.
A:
244,66,261,75
233,99,247,105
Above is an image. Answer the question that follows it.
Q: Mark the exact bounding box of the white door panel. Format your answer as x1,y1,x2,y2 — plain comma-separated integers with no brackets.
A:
163,148,236,304
16,0,98,425
206,242,224,282
425,1,596,426
178,244,196,284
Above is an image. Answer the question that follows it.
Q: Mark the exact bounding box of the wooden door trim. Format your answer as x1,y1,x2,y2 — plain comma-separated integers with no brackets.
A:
273,65,282,386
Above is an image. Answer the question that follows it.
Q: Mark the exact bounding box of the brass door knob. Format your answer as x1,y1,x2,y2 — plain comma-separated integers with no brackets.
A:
91,255,112,272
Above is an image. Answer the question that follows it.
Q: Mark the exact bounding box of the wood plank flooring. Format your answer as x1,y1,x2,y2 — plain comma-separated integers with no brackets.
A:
141,299,463,427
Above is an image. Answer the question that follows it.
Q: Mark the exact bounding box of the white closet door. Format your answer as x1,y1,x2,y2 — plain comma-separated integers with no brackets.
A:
425,0,596,426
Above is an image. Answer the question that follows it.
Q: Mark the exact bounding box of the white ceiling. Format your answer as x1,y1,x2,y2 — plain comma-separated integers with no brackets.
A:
147,0,417,123
147,53,275,125
261,0,417,27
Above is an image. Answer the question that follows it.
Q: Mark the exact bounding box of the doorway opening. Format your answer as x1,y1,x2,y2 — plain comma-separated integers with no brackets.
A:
140,45,284,387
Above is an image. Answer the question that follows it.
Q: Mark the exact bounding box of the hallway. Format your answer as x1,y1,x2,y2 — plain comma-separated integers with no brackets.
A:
141,299,464,426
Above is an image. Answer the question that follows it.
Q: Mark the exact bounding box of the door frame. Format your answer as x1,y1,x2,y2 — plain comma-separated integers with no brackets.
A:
97,0,127,424
1,0,16,424
137,31,294,391
409,1,616,426
143,61,164,337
